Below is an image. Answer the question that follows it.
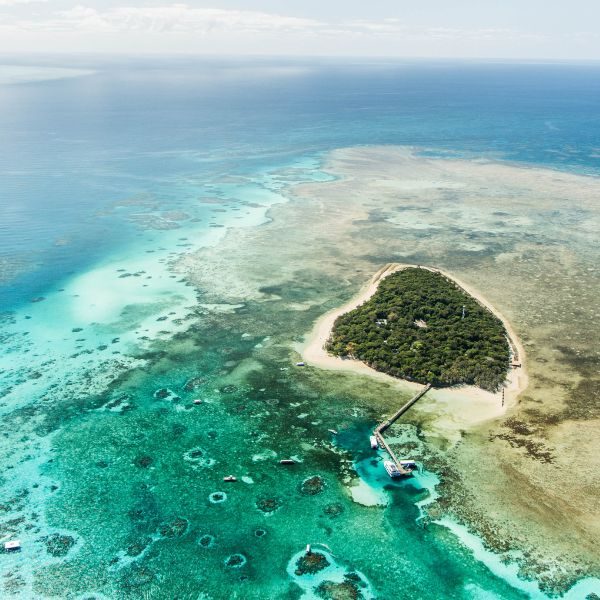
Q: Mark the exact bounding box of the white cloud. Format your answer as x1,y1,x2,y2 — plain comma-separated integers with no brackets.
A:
340,20,545,43
0,3,596,58
17,4,321,34
0,0,46,5
7,6,541,43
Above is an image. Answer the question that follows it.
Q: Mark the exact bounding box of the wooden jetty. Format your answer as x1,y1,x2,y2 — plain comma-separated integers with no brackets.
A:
374,383,432,476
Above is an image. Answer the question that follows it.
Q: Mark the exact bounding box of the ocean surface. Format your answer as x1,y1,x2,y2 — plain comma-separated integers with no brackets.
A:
0,57,599,599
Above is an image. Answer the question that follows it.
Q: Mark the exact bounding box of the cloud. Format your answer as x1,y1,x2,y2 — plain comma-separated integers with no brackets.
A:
0,0,46,5
341,20,545,43
1,3,594,58
16,4,321,34
7,6,541,44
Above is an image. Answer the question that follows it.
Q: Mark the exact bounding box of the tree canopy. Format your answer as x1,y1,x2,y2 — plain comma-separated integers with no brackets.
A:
326,268,510,391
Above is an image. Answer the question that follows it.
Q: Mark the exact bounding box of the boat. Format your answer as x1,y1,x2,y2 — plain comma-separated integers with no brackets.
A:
296,362,305,367
305,544,312,555
328,429,338,435
399,459,418,470
223,475,237,482
4,540,21,551
279,459,296,465
383,460,404,478
193,399,202,405
370,435,378,449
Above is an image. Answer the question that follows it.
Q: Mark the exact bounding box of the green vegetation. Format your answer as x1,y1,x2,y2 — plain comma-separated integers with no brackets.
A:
326,268,510,391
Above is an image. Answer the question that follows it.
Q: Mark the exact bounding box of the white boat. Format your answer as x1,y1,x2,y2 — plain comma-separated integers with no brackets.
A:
370,435,378,449
296,362,305,367
223,475,237,482
4,540,21,551
384,460,404,478
399,459,418,470
328,429,338,435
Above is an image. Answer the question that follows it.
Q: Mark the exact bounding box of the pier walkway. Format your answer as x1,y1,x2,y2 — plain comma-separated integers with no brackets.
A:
374,383,432,475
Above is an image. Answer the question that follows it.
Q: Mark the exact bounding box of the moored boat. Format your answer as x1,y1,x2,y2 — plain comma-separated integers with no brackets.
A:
384,460,404,478
4,540,21,551
399,459,418,470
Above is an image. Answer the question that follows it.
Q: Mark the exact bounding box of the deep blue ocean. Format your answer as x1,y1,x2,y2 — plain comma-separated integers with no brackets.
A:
1,58,599,309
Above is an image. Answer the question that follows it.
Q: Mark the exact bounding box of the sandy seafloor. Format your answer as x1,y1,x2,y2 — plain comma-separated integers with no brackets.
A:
2,146,600,599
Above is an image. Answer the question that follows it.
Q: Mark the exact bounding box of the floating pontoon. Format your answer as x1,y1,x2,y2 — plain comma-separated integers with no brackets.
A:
384,461,404,478
4,540,21,551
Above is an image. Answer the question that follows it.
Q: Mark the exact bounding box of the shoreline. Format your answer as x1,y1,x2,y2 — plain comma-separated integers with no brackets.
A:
298,263,529,438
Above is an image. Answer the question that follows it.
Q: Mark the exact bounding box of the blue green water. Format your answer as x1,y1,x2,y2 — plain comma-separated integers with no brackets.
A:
2,58,600,308
1,58,599,598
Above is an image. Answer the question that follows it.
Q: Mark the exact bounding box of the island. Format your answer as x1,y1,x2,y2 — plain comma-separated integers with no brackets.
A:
325,267,510,391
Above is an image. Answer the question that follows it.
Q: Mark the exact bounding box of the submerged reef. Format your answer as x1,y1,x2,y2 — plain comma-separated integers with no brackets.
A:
316,579,363,600
158,517,188,538
255,497,281,514
224,553,247,568
295,551,330,575
42,533,76,557
300,475,326,496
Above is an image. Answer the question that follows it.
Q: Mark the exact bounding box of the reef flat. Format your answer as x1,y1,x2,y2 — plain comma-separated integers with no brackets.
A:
2,145,599,599
3,60,600,599
181,146,600,594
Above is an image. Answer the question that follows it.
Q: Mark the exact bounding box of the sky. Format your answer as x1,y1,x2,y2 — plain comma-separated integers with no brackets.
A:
1,0,599,59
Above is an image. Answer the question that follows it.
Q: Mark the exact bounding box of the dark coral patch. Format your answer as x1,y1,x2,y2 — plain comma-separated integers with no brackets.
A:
122,565,155,589
323,503,344,518
183,376,207,392
134,455,153,468
220,384,238,394
126,538,152,557
256,497,281,514
43,533,75,557
315,579,362,600
295,551,330,576
300,475,325,496
198,534,216,548
159,517,189,538
224,553,247,568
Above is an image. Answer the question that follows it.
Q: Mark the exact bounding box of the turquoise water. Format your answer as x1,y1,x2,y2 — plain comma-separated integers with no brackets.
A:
1,58,600,598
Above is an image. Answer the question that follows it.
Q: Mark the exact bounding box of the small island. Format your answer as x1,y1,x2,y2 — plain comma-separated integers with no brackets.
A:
326,267,510,391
